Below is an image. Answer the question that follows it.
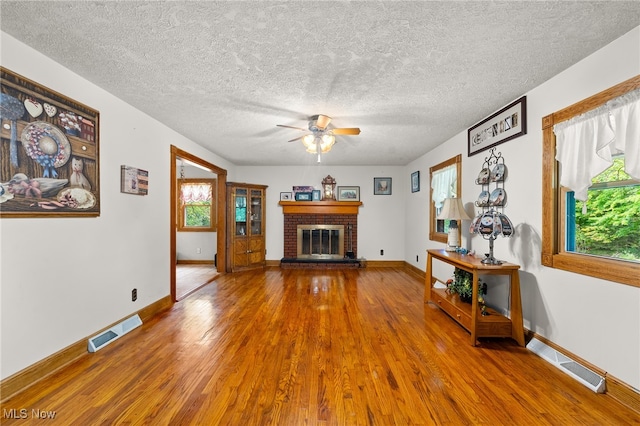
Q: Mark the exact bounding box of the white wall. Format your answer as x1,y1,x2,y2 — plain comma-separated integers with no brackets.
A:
2,26,639,391
0,33,235,379
405,26,640,389
235,164,406,261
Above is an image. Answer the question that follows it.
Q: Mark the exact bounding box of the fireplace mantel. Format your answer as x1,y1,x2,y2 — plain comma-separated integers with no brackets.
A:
279,201,362,215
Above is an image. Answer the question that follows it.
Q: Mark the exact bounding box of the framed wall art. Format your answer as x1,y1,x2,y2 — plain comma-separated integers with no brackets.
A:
337,186,360,201
374,177,392,195
468,96,527,157
120,165,149,195
292,185,314,196
0,67,100,217
411,171,420,193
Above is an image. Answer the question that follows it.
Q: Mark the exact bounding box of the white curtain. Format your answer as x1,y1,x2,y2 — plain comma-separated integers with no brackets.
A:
554,88,640,201
180,183,211,203
431,165,456,209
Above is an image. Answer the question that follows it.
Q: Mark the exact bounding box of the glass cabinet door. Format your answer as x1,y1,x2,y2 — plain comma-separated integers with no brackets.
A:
235,189,247,236
250,189,263,236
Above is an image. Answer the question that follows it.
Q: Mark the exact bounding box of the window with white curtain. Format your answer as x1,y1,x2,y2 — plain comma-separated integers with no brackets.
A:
429,155,461,242
542,76,640,287
178,178,216,232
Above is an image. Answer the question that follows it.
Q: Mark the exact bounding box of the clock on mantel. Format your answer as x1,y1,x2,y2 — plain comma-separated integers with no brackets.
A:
322,175,336,201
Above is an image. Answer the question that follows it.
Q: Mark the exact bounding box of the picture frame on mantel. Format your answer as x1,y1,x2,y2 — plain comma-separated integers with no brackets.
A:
468,96,527,157
374,177,392,195
337,186,360,201
0,67,100,217
280,192,292,201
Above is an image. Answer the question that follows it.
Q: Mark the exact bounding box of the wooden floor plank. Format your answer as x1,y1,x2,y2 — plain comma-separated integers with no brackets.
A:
1,267,637,425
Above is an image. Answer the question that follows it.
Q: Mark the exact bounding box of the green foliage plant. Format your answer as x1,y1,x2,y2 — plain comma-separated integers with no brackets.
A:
447,267,487,303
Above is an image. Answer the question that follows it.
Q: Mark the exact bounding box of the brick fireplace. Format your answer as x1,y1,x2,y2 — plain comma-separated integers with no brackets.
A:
279,201,362,268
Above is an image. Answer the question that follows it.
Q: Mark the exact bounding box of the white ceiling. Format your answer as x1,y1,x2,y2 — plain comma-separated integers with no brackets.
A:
1,1,638,166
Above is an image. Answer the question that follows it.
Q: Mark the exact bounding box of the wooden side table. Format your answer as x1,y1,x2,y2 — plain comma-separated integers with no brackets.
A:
425,249,525,346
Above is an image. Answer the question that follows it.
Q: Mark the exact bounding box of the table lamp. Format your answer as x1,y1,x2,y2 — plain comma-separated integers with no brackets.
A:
437,197,471,251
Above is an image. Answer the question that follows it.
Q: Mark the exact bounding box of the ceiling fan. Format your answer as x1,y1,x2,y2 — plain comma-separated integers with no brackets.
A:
277,114,361,162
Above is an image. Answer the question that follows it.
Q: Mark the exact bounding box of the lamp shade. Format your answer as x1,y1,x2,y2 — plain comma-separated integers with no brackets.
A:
437,197,471,221
437,198,471,252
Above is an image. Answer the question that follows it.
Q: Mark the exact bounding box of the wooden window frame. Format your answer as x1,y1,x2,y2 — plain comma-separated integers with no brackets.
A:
177,178,217,232
541,75,640,288
429,154,462,243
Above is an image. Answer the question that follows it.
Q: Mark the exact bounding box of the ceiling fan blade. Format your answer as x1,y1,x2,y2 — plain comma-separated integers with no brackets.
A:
277,124,307,131
315,114,332,130
287,135,306,143
332,128,361,136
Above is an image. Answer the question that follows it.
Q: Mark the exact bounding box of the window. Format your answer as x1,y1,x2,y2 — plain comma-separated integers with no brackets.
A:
542,75,640,287
564,156,639,261
430,155,462,243
177,179,216,232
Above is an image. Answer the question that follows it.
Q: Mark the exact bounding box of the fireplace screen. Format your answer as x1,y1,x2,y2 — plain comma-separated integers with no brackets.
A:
297,225,344,259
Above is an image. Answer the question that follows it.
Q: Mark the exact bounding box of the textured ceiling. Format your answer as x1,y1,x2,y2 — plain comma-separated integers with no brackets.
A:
1,1,638,166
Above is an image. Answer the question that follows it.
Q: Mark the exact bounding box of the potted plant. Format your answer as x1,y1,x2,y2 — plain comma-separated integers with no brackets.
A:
446,267,487,303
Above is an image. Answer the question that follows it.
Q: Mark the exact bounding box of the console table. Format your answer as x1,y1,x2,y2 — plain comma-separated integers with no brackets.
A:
425,249,525,346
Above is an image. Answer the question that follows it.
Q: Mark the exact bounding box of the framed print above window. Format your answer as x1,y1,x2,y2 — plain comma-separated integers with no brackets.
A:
374,177,392,195
468,96,527,156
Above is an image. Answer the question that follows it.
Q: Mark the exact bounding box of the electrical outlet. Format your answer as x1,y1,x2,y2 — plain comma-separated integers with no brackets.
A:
380,249,384,256
132,288,137,302
196,248,201,254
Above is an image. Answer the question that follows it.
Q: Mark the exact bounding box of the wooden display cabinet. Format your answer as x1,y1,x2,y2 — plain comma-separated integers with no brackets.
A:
425,249,525,346
226,182,267,272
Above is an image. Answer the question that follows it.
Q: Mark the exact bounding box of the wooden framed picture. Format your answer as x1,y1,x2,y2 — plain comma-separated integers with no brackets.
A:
337,186,360,201
411,171,420,193
468,96,527,156
374,177,392,195
0,67,100,217
120,165,149,195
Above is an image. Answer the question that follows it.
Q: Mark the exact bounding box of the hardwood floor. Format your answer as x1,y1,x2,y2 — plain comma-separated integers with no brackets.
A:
1,267,637,425
176,264,219,300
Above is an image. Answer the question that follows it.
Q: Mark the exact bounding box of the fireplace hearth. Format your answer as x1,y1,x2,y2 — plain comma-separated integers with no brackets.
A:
279,200,362,268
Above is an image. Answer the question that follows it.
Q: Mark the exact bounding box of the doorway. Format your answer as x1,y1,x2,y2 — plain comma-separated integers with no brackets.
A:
170,145,227,302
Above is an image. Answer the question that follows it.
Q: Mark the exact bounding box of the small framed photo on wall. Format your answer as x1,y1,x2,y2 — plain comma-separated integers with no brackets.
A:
411,171,420,193
374,177,392,195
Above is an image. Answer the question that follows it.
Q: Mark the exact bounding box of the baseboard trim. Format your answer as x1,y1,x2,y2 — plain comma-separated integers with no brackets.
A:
176,259,215,265
529,332,639,414
0,295,173,402
365,260,406,268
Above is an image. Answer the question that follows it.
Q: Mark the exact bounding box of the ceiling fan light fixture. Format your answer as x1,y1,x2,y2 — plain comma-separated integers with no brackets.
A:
302,134,316,152
320,134,335,152
302,134,335,154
